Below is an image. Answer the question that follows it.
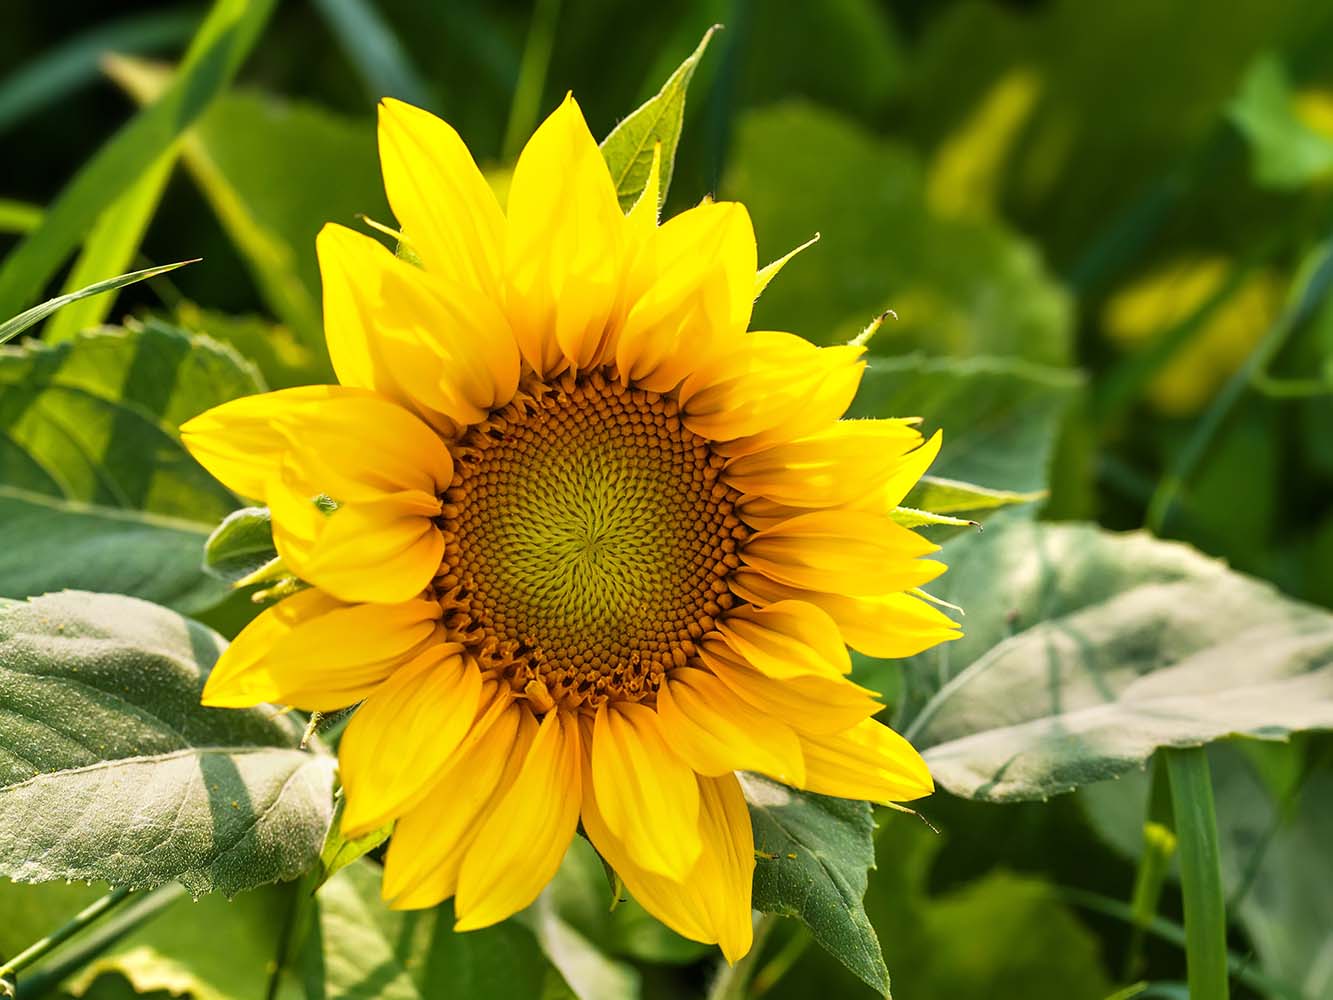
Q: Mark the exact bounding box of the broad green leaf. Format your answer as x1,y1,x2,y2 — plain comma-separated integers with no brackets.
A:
764,818,1113,1000
0,0,277,319
904,520,1333,801
600,25,718,212
44,150,181,343
0,322,262,610
722,103,1073,364
741,774,889,996
0,261,193,346
849,355,1082,493
107,55,389,373
205,506,278,584
0,591,335,895
540,837,710,966
301,860,563,1000
0,486,228,615
173,303,321,390
0,7,198,134
1230,54,1333,188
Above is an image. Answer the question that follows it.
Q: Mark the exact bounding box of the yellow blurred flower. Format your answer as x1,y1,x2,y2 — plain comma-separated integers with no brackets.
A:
1102,255,1281,416
180,96,958,959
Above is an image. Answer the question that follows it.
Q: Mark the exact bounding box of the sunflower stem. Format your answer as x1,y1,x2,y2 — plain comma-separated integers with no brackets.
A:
0,887,134,994
706,912,779,1000
1165,746,1229,1000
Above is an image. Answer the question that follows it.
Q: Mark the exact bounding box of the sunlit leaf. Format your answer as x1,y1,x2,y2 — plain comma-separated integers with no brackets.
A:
0,591,335,895
204,506,278,585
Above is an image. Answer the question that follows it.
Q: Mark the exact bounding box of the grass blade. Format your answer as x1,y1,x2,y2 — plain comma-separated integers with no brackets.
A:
310,0,431,107
0,200,43,235
0,259,195,346
0,6,198,134
1165,747,1230,1000
0,0,276,320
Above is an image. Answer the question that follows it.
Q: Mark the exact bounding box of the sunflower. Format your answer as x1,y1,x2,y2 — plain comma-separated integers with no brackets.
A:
181,95,961,960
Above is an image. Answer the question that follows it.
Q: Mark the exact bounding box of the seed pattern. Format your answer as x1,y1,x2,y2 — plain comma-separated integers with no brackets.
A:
437,368,748,711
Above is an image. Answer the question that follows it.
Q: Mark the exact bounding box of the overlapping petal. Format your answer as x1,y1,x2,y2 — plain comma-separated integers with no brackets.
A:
201,589,442,711
799,718,934,804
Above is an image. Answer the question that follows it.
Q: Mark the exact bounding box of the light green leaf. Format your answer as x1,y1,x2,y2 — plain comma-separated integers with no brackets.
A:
850,355,1082,493
0,591,335,895
0,0,277,319
905,475,1045,517
0,486,227,615
0,200,43,235
1230,54,1333,190
888,506,977,530
722,102,1073,364
204,506,278,584
905,520,1333,801
0,261,193,347
301,861,563,1000
600,25,718,212
315,795,389,891
107,55,389,374
0,322,262,609
742,774,889,996
44,150,181,343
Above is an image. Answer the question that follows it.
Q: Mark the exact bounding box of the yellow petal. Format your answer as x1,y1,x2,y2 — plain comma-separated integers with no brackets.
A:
854,430,943,513
339,645,483,837
505,95,626,375
678,333,864,452
580,765,755,963
742,510,943,596
700,641,880,735
269,481,443,605
382,694,531,908
713,600,850,679
627,142,662,239
377,98,505,300
723,419,925,508
454,709,583,929
592,702,701,879
615,200,757,392
318,223,521,428
800,718,934,804
180,385,375,500
656,667,804,785
201,588,442,711
730,571,962,659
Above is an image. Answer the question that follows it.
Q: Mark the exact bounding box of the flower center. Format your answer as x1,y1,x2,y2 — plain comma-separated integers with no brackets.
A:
437,368,747,712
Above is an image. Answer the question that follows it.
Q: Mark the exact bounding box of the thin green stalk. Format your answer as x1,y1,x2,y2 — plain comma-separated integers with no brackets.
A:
501,0,562,162
1165,747,1229,1000
1124,757,1177,979
0,888,133,993
706,912,779,1000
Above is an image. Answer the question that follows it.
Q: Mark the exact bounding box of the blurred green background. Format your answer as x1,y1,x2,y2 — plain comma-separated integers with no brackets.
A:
2,1,1332,998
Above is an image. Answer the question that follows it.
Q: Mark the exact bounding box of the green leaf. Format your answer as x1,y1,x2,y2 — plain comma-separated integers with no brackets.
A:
742,774,889,996
0,0,277,319
0,261,194,347
315,795,390,891
0,322,263,610
905,475,1045,517
849,355,1082,493
722,103,1073,364
904,520,1333,801
204,506,278,584
0,591,335,895
43,151,181,343
0,200,43,235
106,55,390,374
0,486,228,615
301,860,563,1000
600,25,718,212
1229,54,1333,190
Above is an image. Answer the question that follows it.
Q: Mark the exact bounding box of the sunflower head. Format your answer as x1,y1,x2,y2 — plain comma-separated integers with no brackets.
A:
181,94,961,960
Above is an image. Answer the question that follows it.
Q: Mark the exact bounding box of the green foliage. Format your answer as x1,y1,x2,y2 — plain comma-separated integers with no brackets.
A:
301,861,563,1000
204,506,278,584
600,26,718,212
0,322,260,611
905,519,1333,801
0,591,334,895
743,774,888,995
